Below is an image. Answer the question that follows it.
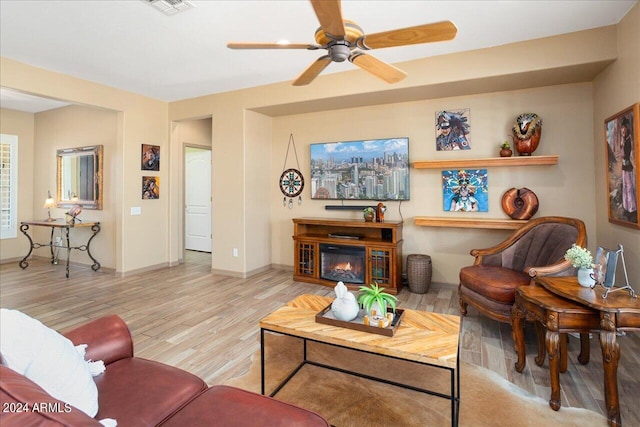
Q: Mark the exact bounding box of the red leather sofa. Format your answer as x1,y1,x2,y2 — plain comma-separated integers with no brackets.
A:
0,314,329,427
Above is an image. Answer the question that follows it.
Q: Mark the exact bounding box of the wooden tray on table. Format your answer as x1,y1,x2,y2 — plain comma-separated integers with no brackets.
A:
315,304,404,337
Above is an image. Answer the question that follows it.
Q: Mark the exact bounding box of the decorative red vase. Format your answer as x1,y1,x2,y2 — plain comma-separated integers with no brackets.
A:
512,113,543,156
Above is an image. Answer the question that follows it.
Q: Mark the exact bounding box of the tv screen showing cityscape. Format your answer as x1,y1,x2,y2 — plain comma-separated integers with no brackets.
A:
310,137,410,200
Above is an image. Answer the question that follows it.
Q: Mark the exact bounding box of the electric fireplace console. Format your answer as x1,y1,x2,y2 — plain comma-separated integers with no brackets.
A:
292,218,403,294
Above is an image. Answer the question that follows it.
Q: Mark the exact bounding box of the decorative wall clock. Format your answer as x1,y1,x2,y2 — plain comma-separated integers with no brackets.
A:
280,134,304,208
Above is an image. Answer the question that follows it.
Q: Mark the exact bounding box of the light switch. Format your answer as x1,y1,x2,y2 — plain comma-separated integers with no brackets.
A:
131,207,142,215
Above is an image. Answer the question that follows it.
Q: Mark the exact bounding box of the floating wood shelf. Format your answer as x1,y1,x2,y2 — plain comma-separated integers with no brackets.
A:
412,155,558,169
414,216,527,230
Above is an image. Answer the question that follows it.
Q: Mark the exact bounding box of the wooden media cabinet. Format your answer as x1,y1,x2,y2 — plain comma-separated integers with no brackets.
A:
292,218,403,294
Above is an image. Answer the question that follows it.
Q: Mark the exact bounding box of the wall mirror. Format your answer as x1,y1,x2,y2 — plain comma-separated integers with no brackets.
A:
57,145,103,210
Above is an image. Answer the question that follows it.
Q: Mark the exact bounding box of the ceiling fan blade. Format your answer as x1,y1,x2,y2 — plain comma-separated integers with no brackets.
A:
361,21,457,49
310,0,345,38
227,42,315,50
293,56,333,86
350,53,407,84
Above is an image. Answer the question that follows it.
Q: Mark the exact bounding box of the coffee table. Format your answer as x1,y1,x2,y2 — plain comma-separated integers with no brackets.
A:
259,294,461,426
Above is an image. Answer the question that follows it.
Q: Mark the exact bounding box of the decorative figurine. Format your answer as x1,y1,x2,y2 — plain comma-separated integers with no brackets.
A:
363,207,375,222
511,113,543,156
331,281,359,321
375,203,386,222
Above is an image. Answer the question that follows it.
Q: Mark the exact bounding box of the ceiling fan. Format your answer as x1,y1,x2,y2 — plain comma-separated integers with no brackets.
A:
227,0,457,86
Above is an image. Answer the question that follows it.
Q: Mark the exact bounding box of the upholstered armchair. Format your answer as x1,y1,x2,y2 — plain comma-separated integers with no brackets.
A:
458,216,587,324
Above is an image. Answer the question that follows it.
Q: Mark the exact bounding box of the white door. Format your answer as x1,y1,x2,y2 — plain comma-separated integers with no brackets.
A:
185,147,212,252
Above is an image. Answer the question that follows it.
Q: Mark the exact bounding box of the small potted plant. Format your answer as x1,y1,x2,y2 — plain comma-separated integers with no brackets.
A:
363,207,375,222
357,283,398,327
499,140,513,157
564,244,594,287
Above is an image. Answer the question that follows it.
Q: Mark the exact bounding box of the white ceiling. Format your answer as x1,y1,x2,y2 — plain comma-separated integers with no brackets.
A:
0,0,636,111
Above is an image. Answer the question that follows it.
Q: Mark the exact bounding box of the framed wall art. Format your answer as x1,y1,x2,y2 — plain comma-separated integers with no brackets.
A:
142,176,160,199
141,144,160,171
442,169,488,212
435,109,470,151
605,103,639,228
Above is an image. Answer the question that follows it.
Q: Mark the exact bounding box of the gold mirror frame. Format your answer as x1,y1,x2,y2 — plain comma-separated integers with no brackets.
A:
56,145,103,210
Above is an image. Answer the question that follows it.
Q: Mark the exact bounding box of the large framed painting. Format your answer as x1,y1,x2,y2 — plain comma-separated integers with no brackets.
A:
605,103,639,229
442,169,488,212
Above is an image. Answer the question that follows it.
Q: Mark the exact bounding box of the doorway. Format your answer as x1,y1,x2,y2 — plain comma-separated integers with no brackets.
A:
185,146,212,253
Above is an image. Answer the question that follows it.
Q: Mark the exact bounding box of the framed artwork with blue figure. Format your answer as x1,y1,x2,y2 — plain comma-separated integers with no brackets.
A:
442,169,488,212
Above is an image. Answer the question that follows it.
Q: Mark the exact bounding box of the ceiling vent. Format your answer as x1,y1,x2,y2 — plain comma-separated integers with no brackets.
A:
144,0,194,16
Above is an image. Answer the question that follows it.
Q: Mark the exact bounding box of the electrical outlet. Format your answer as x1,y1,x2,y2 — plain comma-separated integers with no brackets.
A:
233,248,238,257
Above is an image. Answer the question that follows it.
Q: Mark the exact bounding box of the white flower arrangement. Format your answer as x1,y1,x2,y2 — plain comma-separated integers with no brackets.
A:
564,244,593,269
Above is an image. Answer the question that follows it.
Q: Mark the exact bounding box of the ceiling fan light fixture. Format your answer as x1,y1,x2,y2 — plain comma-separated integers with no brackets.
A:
228,1,458,86
328,42,351,62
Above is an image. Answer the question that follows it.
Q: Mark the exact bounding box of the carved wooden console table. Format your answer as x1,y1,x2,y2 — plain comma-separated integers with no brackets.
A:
19,219,101,278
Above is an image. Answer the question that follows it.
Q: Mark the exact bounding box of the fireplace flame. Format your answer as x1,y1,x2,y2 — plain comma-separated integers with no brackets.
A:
334,262,352,272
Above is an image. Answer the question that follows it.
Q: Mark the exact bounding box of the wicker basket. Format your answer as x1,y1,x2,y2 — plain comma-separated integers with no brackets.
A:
406,254,432,294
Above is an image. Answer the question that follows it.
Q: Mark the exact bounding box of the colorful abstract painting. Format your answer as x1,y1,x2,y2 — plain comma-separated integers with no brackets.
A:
442,169,488,212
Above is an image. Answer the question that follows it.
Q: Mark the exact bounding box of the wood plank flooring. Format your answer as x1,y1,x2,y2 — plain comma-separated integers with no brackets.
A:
1,251,638,425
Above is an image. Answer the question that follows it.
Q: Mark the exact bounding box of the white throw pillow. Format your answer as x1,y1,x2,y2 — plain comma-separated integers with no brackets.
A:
0,308,99,417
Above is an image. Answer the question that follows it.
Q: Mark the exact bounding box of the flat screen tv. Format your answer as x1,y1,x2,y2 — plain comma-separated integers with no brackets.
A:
310,137,409,200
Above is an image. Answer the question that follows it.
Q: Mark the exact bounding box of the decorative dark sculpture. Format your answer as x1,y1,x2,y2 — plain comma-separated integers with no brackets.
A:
375,203,386,223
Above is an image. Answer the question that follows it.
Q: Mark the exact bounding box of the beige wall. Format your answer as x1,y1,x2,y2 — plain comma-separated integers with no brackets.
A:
0,108,34,260
170,93,256,275
244,110,272,275
27,105,118,268
168,25,618,280
2,11,638,286
593,2,640,286
270,83,597,284
169,117,212,264
0,58,169,274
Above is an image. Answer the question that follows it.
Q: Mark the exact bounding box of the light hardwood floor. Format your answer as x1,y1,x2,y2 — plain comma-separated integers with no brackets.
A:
1,251,638,425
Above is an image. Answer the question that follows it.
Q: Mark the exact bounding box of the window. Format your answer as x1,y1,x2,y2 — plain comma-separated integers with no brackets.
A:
1,134,18,239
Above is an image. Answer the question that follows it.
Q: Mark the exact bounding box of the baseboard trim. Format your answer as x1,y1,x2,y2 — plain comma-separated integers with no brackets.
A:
116,262,170,277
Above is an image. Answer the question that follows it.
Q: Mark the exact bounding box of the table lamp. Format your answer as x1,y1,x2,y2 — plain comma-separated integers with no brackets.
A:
43,191,56,222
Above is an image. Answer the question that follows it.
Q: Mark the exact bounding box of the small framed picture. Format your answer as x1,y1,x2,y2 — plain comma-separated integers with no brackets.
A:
605,103,639,228
593,246,618,288
442,169,488,212
436,108,470,151
141,144,160,171
142,176,159,199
